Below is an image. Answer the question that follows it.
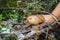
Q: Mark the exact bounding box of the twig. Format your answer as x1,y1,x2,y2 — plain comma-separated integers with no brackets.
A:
0,8,49,14
0,8,23,10
29,10,49,14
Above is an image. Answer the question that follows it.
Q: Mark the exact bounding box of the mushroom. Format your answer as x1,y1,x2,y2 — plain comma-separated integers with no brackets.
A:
25,15,44,24
24,15,45,28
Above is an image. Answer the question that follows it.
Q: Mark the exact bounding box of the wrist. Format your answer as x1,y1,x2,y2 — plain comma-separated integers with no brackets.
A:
52,2,60,19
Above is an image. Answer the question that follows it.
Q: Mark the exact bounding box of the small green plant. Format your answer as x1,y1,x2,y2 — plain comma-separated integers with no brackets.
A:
0,14,4,21
8,10,18,20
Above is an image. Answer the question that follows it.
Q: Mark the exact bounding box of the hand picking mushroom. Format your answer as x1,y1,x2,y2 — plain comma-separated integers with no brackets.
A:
25,14,56,27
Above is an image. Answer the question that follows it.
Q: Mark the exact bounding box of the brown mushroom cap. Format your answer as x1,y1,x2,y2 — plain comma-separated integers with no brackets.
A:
27,15,44,25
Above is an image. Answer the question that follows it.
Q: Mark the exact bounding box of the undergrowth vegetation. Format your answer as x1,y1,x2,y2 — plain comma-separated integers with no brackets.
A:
0,0,60,40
